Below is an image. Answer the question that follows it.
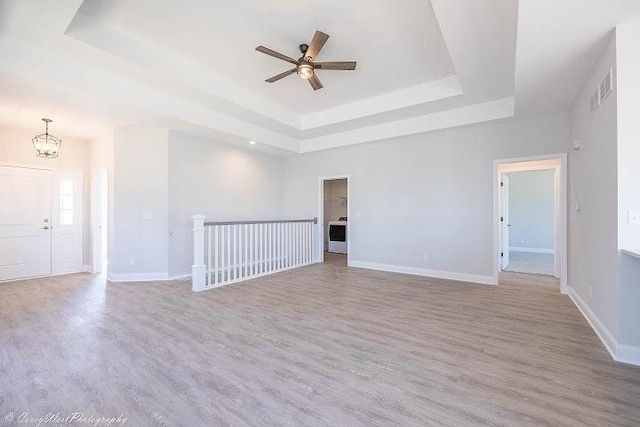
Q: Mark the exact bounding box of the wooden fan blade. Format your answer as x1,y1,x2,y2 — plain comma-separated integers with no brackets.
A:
265,68,297,83
255,46,298,65
314,61,357,70
305,31,329,61
309,74,323,91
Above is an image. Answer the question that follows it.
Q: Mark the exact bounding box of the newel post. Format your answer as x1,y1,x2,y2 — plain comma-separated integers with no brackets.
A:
192,215,206,292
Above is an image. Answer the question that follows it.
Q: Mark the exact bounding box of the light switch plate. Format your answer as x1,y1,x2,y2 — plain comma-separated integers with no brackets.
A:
629,209,640,226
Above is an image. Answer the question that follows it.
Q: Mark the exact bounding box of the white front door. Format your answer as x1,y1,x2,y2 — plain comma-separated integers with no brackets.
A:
0,166,52,280
500,174,510,270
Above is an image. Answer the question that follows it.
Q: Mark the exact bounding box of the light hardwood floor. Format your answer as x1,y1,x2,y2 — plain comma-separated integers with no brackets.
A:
1,262,639,427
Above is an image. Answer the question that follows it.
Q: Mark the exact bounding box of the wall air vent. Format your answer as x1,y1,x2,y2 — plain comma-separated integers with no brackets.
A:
590,67,614,114
599,68,613,104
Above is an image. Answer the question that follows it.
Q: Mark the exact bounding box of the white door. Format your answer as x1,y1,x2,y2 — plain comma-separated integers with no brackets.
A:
500,174,510,270
0,166,52,281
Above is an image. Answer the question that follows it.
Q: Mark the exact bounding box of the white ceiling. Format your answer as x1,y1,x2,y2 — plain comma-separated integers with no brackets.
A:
0,0,638,154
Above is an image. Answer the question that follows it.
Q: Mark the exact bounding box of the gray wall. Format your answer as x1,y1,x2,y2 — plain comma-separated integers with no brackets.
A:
569,31,619,341
167,131,284,277
111,126,170,277
507,169,555,251
284,112,570,281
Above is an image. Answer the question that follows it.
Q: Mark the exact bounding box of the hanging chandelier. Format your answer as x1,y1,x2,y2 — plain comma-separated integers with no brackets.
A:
32,118,62,159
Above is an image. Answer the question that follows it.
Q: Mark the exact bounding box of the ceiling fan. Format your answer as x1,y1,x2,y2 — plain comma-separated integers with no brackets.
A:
255,30,357,91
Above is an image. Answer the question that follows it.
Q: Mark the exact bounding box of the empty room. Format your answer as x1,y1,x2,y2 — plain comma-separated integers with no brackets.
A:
1,1,640,426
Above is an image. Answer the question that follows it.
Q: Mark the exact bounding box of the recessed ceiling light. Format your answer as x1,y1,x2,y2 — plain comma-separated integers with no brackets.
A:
249,140,256,145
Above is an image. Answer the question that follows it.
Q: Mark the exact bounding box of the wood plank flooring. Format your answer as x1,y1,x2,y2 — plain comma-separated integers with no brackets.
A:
1,262,639,426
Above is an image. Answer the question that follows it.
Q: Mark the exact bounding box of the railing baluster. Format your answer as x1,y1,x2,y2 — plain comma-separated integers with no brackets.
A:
276,223,281,271
267,224,273,271
288,222,292,268
272,223,276,271
308,222,312,264
249,224,253,276
214,226,219,285
303,222,307,265
207,226,212,287
259,223,263,274
296,222,299,266
220,225,225,283
238,224,242,280
227,225,231,282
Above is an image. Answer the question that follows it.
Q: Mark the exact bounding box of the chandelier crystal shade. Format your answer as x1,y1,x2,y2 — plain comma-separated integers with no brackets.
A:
32,118,62,159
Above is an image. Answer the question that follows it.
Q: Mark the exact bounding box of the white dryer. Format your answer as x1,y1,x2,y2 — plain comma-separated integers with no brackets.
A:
328,220,347,254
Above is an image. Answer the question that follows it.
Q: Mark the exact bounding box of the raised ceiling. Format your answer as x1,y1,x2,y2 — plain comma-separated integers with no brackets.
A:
78,0,457,113
0,1,638,154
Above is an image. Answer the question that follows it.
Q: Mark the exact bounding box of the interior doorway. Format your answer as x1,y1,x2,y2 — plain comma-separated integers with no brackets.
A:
502,169,556,276
493,155,567,293
319,176,349,265
91,169,108,274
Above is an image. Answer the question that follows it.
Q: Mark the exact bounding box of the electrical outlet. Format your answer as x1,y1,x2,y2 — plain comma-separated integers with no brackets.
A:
423,254,430,264
129,257,135,266
628,210,640,226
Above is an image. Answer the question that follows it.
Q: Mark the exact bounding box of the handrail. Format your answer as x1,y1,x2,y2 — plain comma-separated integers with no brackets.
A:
205,218,317,226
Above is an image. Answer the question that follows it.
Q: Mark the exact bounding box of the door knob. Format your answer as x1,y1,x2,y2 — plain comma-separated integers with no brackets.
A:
40,226,49,230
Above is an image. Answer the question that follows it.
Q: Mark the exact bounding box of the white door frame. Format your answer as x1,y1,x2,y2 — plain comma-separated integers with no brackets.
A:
493,154,568,294
318,175,350,265
499,174,511,270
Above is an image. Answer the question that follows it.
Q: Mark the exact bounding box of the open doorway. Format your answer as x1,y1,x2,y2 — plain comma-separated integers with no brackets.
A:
502,169,556,276
91,169,108,274
494,155,567,293
319,176,349,266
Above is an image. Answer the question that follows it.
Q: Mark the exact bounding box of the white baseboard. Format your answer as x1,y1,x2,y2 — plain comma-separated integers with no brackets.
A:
348,260,496,286
567,287,617,359
510,247,555,254
107,272,169,282
82,264,93,273
567,286,640,366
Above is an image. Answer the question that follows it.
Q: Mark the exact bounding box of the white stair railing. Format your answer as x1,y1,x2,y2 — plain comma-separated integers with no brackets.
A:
192,216,317,292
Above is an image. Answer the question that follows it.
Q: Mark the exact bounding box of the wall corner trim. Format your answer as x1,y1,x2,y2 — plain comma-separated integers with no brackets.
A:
348,260,496,286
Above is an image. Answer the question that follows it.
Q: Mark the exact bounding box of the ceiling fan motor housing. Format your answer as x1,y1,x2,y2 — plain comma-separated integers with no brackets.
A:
299,44,309,54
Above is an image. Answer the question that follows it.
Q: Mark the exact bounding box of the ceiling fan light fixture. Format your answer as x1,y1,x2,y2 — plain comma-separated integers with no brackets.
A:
297,63,314,80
